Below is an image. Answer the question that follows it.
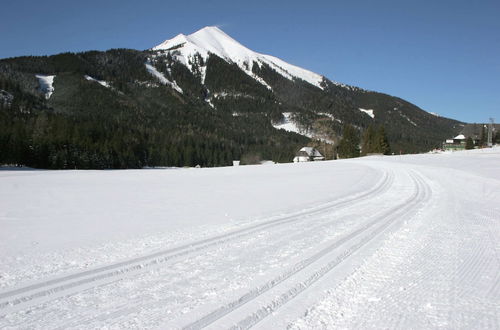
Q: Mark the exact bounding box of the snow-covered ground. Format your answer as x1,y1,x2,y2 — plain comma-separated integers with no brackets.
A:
145,63,183,93
0,148,499,329
35,74,56,99
272,112,315,139
84,75,111,88
358,108,375,119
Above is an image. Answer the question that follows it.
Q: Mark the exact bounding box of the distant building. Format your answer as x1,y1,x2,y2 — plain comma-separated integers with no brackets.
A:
459,123,499,145
293,147,325,162
443,134,466,151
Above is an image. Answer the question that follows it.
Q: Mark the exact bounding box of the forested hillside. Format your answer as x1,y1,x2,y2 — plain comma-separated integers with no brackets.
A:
0,28,464,169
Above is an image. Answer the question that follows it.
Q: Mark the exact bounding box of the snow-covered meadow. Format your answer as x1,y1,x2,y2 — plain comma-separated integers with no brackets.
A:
0,148,499,329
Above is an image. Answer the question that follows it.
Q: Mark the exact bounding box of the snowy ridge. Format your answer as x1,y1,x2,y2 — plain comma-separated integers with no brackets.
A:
152,26,327,90
145,63,183,93
35,75,55,99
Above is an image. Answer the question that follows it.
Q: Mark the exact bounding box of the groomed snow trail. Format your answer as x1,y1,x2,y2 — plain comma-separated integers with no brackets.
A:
0,149,499,329
0,170,392,312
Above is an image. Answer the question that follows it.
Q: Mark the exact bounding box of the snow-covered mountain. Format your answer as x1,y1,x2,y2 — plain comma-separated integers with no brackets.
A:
152,26,328,90
0,27,465,169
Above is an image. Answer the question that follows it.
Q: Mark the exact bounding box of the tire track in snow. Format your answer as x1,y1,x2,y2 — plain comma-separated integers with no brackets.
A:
183,171,431,330
0,169,393,313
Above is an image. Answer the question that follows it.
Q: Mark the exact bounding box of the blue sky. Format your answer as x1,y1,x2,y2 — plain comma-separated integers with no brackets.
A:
2,0,499,123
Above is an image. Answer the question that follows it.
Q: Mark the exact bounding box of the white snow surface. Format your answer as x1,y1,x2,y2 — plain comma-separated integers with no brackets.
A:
35,74,55,99
145,63,183,93
84,75,111,88
272,112,320,141
359,107,375,118
152,26,326,90
0,148,499,329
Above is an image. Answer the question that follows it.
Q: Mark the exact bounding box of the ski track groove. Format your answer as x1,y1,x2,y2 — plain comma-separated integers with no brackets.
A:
70,175,394,328
183,171,431,330
0,169,393,313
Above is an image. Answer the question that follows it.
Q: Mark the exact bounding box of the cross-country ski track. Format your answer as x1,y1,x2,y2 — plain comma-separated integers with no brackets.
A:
0,148,499,329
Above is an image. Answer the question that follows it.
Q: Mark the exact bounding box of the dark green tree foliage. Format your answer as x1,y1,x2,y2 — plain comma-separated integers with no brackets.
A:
376,126,391,155
465,137,474,149
0,51,309,169
361,125,376,155
478,125,486,147
351,92,462,153
0,46,465,169
337,124,360,159
361,125,391,155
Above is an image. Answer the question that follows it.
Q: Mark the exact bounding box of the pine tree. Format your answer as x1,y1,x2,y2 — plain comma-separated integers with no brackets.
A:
376,126,391,155
465,137,474,150
478,125,486,147
361,124,375,155
337,124,360,159
361,124,390,155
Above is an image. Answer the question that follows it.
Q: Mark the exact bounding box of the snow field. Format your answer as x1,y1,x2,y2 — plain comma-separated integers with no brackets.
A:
0,148,499,329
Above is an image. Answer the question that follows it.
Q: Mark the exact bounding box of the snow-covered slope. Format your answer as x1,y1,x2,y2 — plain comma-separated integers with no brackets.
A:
152,26,326,90
84,75,111,88
0,148,498,328
359,107,375,119
144,63,183,93
35,74,55,99
272,112,315,138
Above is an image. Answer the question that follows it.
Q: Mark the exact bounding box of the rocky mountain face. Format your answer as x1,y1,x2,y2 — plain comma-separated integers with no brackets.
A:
0,26,463,168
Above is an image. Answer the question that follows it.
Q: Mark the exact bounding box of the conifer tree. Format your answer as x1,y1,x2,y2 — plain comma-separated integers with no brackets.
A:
376,126,391,155
361,124,375,155
337,124,360,159
465,137,474,150
361,124,390,155
478,125,486,147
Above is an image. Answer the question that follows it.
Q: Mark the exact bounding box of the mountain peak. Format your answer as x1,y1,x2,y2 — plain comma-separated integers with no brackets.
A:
151,26,326,90
193,25,226,35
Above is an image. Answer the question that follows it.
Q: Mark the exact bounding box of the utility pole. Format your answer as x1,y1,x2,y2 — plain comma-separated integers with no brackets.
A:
487,118,494,147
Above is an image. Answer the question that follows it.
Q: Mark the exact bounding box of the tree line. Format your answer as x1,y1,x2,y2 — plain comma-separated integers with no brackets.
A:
337,124,391,159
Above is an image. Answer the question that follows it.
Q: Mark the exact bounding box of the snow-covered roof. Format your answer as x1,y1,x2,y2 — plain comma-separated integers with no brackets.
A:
453,134,466,140
299,147,323,157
